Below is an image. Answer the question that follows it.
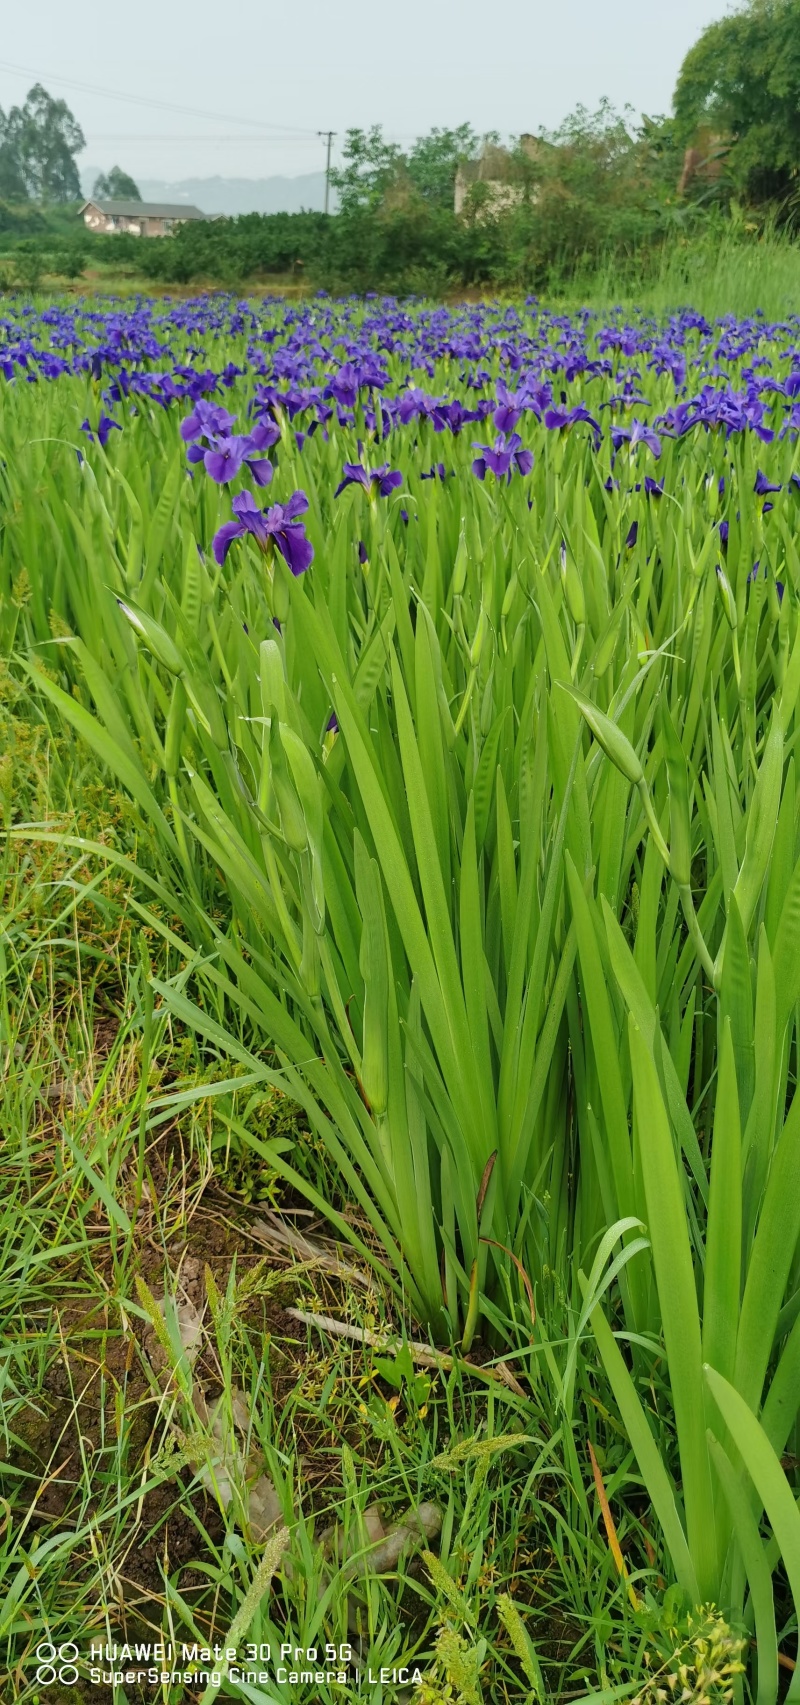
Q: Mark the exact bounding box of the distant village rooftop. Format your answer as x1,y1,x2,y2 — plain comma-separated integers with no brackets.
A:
80,199,206,237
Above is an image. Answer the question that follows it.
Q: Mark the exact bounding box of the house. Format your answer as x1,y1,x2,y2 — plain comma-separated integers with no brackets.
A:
79,199,206,237
454,135,549,217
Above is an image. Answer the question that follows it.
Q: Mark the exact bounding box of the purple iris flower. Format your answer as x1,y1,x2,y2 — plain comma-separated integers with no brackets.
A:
181,400,236,443
430,398,486,434
324,362,360,409
81,414,121,448
97,415,121,448
754,469,781,496
213,489,314,575
493,381,523,433
472,432,533,483
421,463,450,481
611,418,662,457
247,418,281,453
544,406,571,430
543,404,601,447
625,520,639,548
334,463,403,499
203,432,274,488
204,436,248,483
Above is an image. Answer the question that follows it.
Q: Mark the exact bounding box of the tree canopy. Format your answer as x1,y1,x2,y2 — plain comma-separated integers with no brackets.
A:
0,84,85,203
674,0,800,203
92,165,142,201
330,124,483,214
406,126,483,207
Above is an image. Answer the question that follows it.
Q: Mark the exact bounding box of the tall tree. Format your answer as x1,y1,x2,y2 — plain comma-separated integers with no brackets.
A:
331,124,483,216
2,85,85,202
0,108,28,200
329,128,404,214
407,126,481,208
674,0,800,202
92,165,141,201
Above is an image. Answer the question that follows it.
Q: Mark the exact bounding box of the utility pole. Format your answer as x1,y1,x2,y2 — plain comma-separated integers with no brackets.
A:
318,130,335,214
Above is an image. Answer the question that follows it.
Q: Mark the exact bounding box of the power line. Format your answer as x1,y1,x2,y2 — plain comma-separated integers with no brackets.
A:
83,135,322,146
0,57,323,140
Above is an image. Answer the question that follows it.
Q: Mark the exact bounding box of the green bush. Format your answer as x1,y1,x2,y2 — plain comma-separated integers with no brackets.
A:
13,239,45,292
0,199,47,238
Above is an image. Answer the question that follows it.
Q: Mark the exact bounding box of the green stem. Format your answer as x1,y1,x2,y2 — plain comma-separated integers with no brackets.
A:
679,883,716,987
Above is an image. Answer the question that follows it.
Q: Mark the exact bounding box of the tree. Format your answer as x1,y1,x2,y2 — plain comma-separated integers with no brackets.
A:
407,126,481,208
329,128,404,214
0,85,85,202
501,102,683,275
330,124,484,217
674,0,800,203
92,165,141,200
0,109,28,201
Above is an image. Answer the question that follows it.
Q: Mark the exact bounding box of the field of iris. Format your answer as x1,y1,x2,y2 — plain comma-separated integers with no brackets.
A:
3,288,800,1702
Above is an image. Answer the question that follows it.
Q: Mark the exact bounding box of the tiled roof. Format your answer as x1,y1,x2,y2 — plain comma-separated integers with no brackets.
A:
81,200,205,219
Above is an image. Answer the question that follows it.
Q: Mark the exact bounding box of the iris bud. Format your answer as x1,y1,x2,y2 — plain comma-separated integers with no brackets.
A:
117,598,184,676
501,571,519,621
260,638,286,719
566,686,643,786
715,565,738,631
594,614,622,677
452,523,468,597
269,720,307,851
560,550,586,626
469,607,487,666
272,554,291,625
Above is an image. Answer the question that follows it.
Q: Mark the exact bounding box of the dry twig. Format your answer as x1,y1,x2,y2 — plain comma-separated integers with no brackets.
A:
286,1306,528,1398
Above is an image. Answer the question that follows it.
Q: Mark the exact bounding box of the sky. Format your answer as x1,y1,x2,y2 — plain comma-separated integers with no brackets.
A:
1,0,729,185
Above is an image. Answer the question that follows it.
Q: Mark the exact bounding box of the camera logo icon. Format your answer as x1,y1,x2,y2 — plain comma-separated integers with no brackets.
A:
35,1643,80,1685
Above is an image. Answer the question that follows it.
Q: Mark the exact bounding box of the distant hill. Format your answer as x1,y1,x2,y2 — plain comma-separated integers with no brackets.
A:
80,169,336,216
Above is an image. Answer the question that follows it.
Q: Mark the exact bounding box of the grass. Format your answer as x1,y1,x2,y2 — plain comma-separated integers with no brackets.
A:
0,697,618,1705
552,228,800,320
0,761,639,1698
0,942,620,1704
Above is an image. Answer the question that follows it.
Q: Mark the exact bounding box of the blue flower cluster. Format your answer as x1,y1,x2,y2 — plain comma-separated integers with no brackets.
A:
5,292,800,571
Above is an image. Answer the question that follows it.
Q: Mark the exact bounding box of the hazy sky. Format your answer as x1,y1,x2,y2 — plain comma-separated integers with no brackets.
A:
2,0,728,183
